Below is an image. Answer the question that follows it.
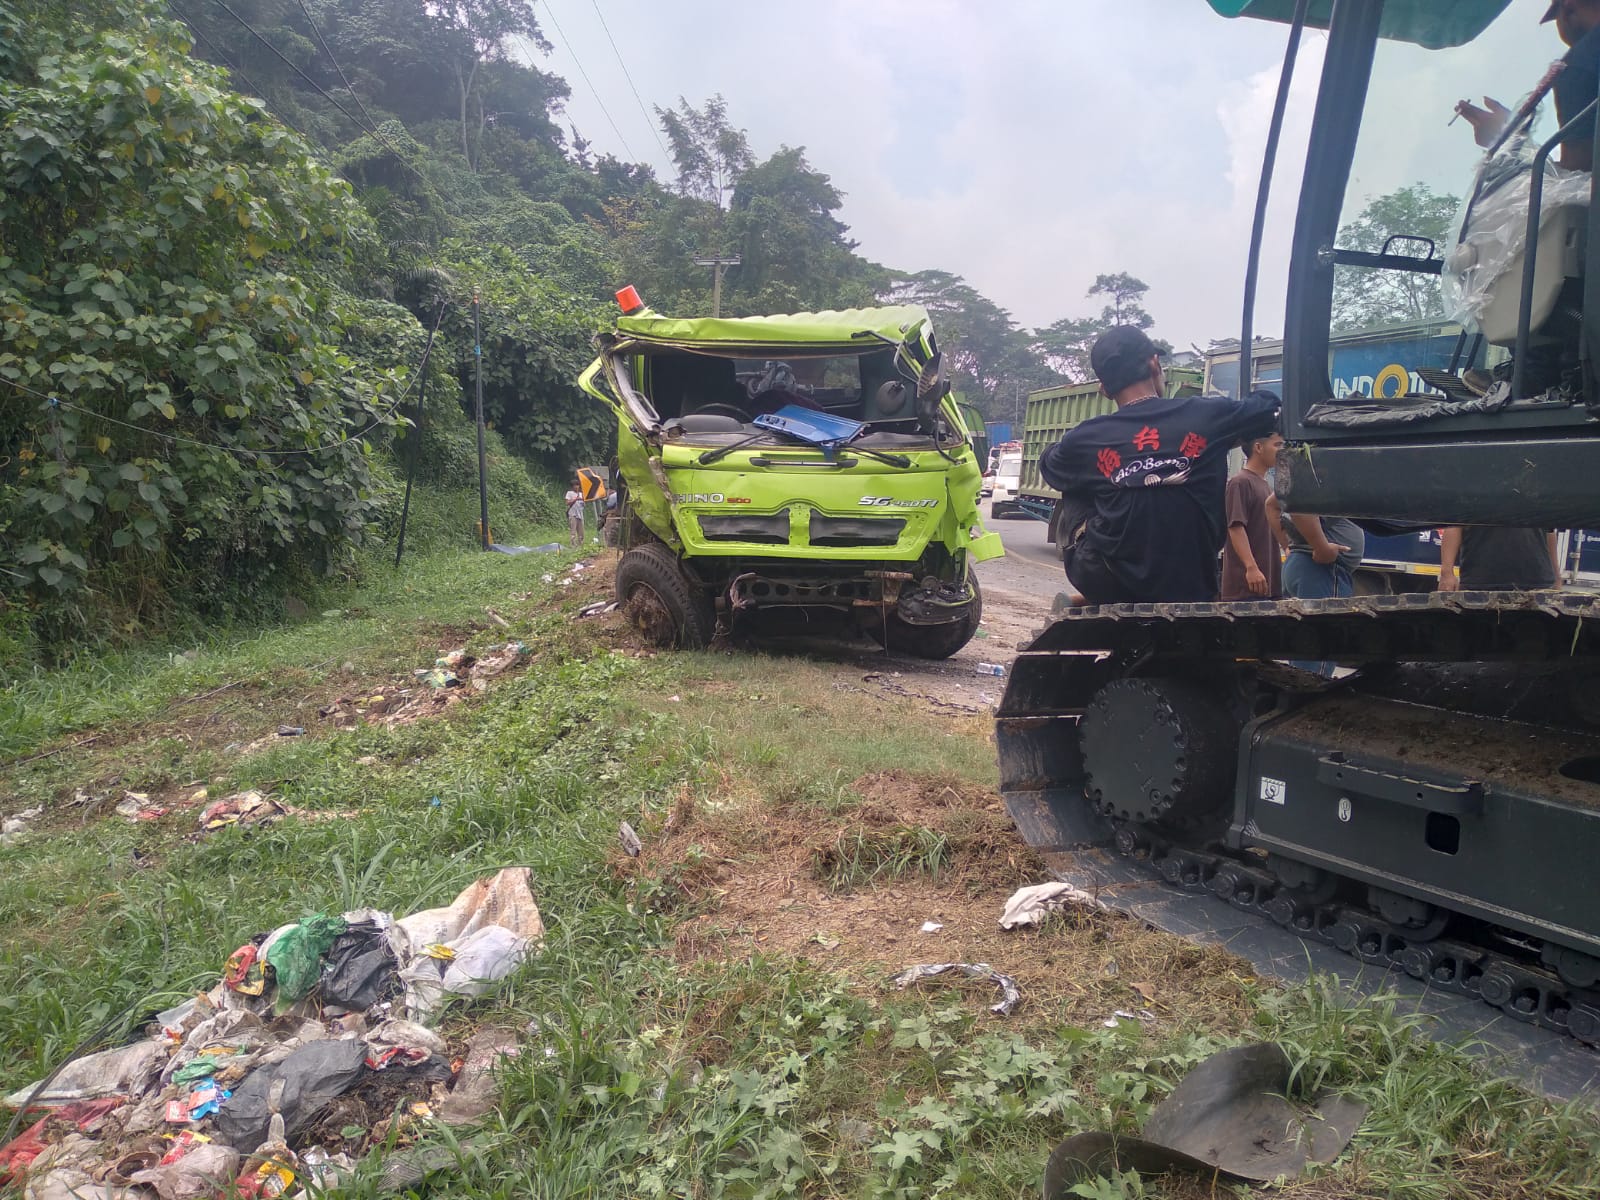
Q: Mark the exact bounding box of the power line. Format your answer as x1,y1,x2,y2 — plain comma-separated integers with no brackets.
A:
203,0,432,190
1,302,446,459
537,3,637,162
294,0,381,135
587,0,670,164
207,0,369,134
164,0,309,139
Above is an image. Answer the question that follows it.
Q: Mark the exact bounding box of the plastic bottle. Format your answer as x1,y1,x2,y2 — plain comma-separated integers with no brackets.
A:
975,662,1006,677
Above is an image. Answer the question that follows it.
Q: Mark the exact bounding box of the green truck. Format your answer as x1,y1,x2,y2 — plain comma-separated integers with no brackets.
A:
1013,367,1204,544
579,297,1001,656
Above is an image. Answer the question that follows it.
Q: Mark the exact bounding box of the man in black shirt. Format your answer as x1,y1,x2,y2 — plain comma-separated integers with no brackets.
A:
1039,327,1280,604
1438,527,1560,591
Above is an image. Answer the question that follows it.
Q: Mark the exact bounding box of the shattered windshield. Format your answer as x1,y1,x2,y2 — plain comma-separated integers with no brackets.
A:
627,346,931,441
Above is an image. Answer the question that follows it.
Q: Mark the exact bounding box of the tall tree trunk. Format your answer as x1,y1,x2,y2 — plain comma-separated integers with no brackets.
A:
459,59,481,170
456,60,469,165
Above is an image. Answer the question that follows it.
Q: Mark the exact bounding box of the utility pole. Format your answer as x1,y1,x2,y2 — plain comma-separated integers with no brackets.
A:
693,255,741,318
472,289,489,551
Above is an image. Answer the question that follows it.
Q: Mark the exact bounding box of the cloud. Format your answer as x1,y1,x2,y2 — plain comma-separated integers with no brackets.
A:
534,2,1559,349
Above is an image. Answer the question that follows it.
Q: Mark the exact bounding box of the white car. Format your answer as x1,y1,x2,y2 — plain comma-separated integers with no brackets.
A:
989,450,1023,518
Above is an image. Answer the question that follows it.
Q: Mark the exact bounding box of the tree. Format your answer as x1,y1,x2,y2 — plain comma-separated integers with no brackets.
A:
656,95,752,211
1030,273,1171,383
1332,183,1460,332
1087,272,1157,329
424,0,547,169
726,146,883,314
1031,316,1102,382
884,271,1057,416
1,4,403,628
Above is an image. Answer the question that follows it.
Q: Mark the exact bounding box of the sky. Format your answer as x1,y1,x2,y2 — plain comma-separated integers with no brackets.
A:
529,1,1558,350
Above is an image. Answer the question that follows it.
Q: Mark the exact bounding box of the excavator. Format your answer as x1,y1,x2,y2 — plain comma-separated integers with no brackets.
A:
998,0,1600,1045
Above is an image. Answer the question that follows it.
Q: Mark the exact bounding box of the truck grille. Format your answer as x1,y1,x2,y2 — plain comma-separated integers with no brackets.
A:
808,514,906,547
697,511,790,544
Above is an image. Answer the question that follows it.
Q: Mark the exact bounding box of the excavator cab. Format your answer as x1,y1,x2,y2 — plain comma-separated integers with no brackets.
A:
1214,0,1600,528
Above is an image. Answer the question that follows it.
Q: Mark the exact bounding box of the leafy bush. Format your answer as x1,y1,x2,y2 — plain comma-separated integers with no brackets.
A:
0,7,412,639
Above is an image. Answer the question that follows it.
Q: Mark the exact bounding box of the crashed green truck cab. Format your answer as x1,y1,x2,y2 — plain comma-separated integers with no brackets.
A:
579,302,1002,656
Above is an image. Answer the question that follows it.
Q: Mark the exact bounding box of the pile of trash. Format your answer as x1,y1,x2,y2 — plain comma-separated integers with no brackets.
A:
318,643,530,728
1,869,543,1199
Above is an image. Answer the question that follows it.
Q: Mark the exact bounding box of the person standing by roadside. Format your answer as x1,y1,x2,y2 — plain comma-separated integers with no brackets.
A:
565,485,585,548
1282,513,1363,600
1438,527,1560,591
1220,432,1285,600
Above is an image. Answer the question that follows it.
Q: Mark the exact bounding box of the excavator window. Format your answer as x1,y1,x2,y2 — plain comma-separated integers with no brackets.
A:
1327,5,1552,400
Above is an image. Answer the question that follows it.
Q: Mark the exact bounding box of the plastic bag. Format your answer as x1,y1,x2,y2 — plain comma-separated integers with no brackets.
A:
319,920,402,1010
395,868,543,947
0,1099,125,1182
4,1041,166,1107
399,925,534,1021
22,1168,144,1199
1442,134,1590,332
213,1037,367,1154
262,914,346,1013
393,869,543,1021
129,1143,241,1200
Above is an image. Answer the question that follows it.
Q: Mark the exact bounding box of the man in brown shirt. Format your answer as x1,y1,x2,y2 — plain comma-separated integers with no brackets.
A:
1220,432,1284,600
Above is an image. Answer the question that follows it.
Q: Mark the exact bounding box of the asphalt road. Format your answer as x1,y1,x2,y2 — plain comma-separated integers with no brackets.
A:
974,500,1066,602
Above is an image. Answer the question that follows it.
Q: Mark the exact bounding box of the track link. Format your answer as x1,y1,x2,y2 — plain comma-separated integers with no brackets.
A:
1116,821,1600,1045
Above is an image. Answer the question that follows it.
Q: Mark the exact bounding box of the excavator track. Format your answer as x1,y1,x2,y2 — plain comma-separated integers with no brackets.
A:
998,591,1600,1094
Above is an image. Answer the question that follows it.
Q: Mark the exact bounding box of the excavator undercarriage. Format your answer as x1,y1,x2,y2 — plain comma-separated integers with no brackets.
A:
998,591,1600,1045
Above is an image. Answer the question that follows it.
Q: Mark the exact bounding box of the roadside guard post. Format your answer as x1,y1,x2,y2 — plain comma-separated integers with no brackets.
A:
576,466,609,544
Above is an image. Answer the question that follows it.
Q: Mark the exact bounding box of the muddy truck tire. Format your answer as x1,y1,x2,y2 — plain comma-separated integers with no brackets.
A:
876,570,982,659
616,543,714,649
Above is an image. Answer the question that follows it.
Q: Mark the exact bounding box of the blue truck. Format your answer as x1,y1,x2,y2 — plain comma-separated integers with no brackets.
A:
1205,322,1600,589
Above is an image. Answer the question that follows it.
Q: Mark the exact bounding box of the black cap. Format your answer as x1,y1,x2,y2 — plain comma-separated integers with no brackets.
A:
1090,326,1160,395
1543,1,1559,22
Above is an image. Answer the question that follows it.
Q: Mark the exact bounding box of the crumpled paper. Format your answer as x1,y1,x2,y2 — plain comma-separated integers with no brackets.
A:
998,881,1104,930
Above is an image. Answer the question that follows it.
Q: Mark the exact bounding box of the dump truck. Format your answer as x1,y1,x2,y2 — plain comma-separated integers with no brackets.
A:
998,0,1600,1044
579,299,1001,657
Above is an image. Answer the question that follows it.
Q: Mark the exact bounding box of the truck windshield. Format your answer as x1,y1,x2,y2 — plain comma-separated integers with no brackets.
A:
1329,5,1549,398
633,348,914,428
620,342,947,448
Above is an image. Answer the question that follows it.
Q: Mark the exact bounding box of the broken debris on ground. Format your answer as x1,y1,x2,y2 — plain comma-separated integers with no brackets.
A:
318,642,530,729
997,880,1106,929
1041,1042,1367,1197
0,869,543,1198
889,962,1023,1016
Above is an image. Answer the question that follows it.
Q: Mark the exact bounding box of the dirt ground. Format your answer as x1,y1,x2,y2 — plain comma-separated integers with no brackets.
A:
588,552,1262,1035
618,764,1256,1038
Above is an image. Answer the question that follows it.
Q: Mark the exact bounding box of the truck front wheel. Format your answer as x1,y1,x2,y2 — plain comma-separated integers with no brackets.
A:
615,544,715,649
873,570,983,659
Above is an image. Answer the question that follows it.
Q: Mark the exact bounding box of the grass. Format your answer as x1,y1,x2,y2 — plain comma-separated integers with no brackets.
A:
3,515,1600,1199
810,825,952,891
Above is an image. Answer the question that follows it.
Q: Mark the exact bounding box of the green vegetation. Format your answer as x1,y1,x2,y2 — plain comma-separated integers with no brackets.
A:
811,825,952,891
2,545,1599,1199
1,0,1186,653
